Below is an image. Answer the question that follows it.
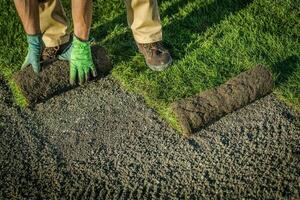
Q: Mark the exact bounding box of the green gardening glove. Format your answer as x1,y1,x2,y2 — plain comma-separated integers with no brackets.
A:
21,34,43,74
61,36,97,85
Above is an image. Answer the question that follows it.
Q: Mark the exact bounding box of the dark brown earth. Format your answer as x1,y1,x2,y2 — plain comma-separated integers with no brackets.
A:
13,45,112,105
171,66,274,136
0,75,299,199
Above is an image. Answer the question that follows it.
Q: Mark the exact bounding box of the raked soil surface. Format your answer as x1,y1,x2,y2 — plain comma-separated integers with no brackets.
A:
0,76,299,199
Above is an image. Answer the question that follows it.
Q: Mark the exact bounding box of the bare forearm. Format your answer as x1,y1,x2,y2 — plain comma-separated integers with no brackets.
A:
14,0,40,35
72,0,93,41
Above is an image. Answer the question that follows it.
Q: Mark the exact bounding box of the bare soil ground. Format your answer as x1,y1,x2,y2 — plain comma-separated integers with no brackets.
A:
0,76,299,199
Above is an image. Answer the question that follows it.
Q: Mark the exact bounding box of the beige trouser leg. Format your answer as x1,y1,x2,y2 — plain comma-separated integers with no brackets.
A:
39,0,70,47
125,0,163,44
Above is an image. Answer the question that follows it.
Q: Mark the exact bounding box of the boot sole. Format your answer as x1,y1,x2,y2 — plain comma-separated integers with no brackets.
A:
146,57,173,72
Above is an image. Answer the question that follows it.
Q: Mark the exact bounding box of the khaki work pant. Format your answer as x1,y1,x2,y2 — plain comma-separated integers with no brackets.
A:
38,0,162,47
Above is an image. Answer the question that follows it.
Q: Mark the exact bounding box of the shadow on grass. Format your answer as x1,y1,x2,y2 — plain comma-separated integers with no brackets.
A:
91,0,253,67
163,0,253,58
273,55,299,85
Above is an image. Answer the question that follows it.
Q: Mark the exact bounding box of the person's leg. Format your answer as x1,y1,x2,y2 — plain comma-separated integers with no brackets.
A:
125,0,172,71
39,0,70,48
14,0,40,35
125,0,162,44
71,0,92,41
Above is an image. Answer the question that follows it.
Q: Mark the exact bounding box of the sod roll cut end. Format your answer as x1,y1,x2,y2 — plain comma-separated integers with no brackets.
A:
12,45,112,106
171,65,274,136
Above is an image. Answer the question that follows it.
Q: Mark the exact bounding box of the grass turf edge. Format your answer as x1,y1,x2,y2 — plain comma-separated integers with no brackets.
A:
112,71,183,133
274,89,300,114
112,66,300,135
8,78,29,108
0,67,29,107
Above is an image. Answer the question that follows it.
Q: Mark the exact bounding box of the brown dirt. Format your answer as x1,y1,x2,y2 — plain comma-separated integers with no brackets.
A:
171,65,274,135
13,45,112,105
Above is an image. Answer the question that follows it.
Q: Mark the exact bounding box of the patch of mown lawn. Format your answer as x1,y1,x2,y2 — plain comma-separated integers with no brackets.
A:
0,0,299,133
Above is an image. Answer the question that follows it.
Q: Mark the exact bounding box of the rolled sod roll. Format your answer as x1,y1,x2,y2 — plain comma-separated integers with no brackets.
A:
13,45,112,106
171,65,273,136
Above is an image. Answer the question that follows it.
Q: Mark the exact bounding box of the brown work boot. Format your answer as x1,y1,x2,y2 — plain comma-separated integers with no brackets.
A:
41,41,71,62
137,41,172,71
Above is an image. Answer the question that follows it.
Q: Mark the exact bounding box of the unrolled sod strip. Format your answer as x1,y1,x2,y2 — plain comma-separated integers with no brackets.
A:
13,45,112,106
171,65,274,136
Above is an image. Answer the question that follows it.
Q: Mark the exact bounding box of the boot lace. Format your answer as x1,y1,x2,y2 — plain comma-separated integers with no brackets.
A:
142,41,167,56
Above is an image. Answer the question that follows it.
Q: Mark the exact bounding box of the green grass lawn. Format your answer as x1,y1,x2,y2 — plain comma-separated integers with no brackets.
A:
0,0,299,132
